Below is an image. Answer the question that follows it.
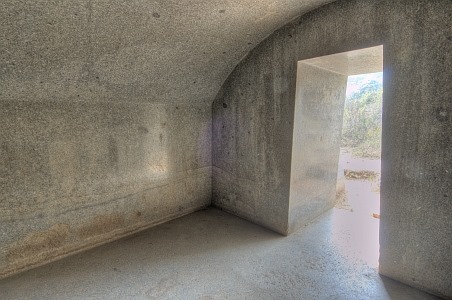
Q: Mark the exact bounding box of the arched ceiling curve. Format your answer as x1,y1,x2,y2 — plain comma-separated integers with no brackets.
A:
1,0,336,106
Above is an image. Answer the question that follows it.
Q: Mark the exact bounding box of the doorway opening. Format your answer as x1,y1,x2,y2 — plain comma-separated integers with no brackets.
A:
335,71,383,268
290,45,383,268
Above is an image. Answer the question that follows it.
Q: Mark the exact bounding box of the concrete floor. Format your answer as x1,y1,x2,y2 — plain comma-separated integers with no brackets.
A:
0,208,441,300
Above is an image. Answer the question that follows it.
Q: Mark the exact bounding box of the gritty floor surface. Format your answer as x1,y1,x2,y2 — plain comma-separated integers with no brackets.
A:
0,207,441,300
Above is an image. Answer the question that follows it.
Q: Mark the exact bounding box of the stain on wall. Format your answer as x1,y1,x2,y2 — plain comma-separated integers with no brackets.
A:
77,214,125,239
6,224,70,269
0,101,212,278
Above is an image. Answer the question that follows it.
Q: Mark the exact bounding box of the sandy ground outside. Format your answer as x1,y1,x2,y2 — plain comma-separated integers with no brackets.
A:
335,148,381,268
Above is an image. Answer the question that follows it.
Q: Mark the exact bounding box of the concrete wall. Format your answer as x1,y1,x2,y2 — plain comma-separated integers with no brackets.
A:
0,0,337,280
379,2,452,298
212,36,295,234
289,63,347,233
0,100,211,278
212,0,451,297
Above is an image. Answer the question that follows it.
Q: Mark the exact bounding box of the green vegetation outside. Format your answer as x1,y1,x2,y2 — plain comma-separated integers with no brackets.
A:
341,76,383,159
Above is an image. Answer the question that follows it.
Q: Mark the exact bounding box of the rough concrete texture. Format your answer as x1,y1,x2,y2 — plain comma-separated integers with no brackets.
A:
0,208,443,300
212,42,295,234
0,0,336,107
1,0,451,297
212,0,451,297
289,63,347,232
0,101,211,278
0,0,336,277
379,2,452,298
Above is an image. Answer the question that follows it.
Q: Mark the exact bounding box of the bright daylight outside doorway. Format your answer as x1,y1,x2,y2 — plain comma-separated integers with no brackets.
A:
292,46,383,266
334,71,382,269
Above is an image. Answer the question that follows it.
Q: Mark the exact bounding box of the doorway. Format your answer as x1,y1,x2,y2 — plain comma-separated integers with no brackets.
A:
289,45,384,265
334,71,383,268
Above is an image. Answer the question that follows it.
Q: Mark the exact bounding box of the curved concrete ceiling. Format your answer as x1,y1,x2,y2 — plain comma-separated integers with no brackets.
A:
1,0,336,106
